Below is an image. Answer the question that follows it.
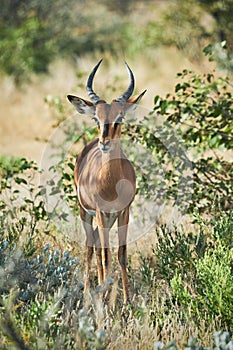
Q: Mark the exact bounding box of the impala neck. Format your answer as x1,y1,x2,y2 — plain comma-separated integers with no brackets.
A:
100,140,122,182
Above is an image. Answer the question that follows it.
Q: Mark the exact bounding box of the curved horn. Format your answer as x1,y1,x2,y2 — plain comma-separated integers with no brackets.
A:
115,61,135,103
86,59,103,105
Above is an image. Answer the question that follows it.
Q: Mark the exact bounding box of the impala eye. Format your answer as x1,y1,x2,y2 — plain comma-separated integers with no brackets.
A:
114,115,124,129
92,116,100,128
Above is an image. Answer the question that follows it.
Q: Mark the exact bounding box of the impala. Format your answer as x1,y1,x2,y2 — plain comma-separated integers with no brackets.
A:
67,60,146,305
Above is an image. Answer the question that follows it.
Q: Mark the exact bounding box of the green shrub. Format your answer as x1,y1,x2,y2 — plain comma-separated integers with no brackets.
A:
127,69,233,214
170,211,233,328
0,156,48,256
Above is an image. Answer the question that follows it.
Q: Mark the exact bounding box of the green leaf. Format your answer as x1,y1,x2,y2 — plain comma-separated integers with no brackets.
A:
15,177,27,185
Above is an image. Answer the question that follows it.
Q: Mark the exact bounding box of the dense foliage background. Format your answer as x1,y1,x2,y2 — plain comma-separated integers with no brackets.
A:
0,0,232,349
1,0,233,84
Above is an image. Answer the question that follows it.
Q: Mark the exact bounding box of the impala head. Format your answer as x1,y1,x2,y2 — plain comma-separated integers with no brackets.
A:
67,60,146,153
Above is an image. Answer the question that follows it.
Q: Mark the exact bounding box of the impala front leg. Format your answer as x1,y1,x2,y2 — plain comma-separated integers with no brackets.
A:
93,227,104,287
80,208,95,293
118,207,130,305
96,210,111,283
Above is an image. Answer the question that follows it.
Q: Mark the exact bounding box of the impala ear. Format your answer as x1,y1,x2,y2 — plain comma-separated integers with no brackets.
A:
125,89,147,113
67,95,96,116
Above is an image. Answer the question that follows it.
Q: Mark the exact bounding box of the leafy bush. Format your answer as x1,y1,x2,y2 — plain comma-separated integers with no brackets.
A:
0,156,49,256
127,69,233,213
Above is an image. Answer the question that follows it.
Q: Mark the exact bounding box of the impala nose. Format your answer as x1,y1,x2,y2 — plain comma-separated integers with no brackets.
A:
100,140,111,152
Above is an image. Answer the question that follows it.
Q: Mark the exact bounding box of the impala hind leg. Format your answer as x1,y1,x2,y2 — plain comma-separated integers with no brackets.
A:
118,208,130,305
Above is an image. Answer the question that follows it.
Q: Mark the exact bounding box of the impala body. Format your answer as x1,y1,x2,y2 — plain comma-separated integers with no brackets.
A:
67,60,146,304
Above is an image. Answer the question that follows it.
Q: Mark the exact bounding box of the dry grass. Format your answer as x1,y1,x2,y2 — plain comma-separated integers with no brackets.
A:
74,284,222,350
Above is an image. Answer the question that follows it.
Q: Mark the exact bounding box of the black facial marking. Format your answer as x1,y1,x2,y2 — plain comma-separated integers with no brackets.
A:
103,121,109,138
114,122,120,131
